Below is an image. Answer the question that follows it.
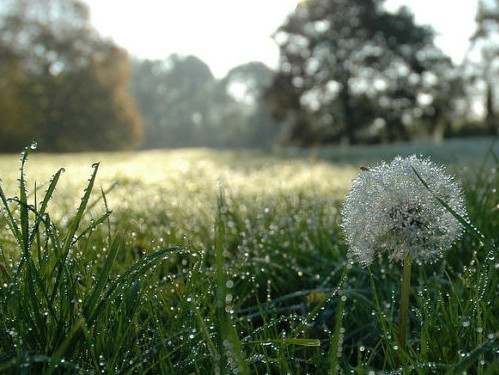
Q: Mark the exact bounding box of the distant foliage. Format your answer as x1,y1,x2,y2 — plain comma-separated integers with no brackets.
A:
0,0,143,152
129,56,276,149
265,0,466,145
467,0,499,136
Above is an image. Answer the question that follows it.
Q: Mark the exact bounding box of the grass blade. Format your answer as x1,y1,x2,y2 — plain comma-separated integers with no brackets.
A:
87,246,184,324
249,338,321,347
19,146,30,252
83,234,122,319
70,210,112,247
0,183,22,247
328,293,346,374
62,163,99,257
412,166,494,249
45,319,85,375
28,168,65,247
215,186,250,375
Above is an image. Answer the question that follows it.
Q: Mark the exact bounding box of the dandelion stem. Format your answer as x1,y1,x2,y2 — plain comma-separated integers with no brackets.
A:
398,254,412,349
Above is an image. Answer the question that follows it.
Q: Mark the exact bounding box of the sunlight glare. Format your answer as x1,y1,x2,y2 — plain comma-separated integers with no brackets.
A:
83,0,300,78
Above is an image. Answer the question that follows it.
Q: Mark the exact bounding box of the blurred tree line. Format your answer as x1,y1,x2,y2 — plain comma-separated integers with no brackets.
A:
129,56,275,149
0,0,497,152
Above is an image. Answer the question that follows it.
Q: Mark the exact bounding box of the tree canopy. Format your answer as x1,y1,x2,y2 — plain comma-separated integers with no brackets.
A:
469,0,499,135
265,0,464,145
0,0,143,152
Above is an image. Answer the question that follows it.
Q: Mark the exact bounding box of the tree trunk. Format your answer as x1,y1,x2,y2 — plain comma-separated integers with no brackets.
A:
485,83,498,135
339,72,356,144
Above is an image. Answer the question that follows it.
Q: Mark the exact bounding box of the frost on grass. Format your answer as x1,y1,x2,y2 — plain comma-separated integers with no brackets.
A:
341,155,467,265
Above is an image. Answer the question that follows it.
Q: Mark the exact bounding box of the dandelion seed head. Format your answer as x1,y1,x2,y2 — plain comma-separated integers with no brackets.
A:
341,155,466,265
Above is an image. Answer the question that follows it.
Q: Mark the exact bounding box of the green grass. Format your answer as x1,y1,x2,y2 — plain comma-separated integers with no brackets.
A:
0,138,497,374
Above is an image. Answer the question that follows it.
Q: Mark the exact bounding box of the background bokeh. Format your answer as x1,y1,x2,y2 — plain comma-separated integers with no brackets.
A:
0,0,497,152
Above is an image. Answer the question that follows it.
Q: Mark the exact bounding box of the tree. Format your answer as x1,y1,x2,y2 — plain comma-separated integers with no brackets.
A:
469,0,499,135
265,0,459,145
0,0,143,152
129,57,275,149
129,55,219,148
0,43,33,152
220,62,277,148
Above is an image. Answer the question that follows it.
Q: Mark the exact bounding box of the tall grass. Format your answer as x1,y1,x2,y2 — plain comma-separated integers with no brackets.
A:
0,140,497,373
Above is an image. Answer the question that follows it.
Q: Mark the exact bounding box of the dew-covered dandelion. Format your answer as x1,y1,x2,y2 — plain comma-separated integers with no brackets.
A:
341,155,468,350
341,155,466,266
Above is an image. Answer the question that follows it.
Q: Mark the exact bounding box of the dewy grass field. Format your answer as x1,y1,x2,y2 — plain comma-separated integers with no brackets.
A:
0,137,497,374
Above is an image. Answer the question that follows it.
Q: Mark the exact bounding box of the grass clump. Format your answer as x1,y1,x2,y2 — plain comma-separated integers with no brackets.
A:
0,144,185,373
0,139,497,374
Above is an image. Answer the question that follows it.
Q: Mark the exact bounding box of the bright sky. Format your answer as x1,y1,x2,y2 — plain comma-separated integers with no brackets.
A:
83,0,479,78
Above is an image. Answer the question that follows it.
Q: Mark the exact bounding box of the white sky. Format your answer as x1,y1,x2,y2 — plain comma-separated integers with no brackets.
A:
83,0,479,78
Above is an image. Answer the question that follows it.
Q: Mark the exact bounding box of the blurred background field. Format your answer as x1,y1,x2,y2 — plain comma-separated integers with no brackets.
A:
0,137,496,248
1,137,496,207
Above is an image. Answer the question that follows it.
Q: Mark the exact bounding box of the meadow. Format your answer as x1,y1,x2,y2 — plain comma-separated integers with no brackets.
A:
0,137,497,374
